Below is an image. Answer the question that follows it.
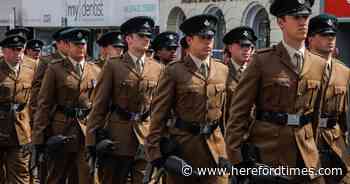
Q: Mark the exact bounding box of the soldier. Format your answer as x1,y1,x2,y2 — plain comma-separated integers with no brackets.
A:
152,31,179,65
96,31,125,68
29,27,71,127
25,39,44,62
5,28,38,70
225,0,327,183
308,14,350,184
223,26,257,81
145,14,228,184
0,34,35,183
32,28,100,184
86,16,162,184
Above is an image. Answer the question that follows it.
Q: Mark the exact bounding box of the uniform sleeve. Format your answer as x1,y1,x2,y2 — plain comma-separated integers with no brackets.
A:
145,65,175,162
225,56,261,164
29,59,49,127
342,71,350,137
86,61,113,146
32,64,56,144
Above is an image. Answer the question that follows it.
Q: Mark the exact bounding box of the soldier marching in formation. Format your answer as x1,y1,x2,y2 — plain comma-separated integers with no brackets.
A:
1,0,350,183
307,13,350,184
96,31,125,68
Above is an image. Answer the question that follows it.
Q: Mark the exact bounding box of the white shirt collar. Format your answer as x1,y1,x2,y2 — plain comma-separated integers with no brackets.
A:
327,57,332,67
189,53,210,70
68,57,85,69
128,51,146,66
282,40,305,60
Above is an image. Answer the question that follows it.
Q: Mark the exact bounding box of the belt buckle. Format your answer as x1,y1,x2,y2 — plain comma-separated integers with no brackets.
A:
200,125,211,135
287,114,300,126
131,113,141,121
319,118,328,128
11,104,19,111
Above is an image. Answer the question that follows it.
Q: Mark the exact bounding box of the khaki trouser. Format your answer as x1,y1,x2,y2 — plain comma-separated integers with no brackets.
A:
0,146,30,184
97,155,147,184
319,138,350,184
46,148,94,184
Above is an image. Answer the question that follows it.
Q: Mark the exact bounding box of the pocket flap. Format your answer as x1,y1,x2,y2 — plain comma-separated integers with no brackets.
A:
304,123,314,139
307,80,320,90
177,85,202,93
215,84,225,93
334,86,346,95
275,78,291,87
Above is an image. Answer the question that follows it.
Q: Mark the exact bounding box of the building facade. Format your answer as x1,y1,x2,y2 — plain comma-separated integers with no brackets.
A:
159,0,321,48
0,0,349,63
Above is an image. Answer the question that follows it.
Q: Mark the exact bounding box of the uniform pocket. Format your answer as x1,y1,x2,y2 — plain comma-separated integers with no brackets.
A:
177,85,203,109
298,80,320,109
262,78,291,108
207,84,225,108
17,83,32,102
304,123,314,139
0,82,13,100
325,85,346,112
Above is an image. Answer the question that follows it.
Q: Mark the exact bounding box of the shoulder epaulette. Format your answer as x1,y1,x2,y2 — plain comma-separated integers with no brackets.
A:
333,58,347,67
168,60,181,66
256,47,274,54
50,58,64,64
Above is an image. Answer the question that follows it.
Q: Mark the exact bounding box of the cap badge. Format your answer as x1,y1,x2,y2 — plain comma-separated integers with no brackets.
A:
35,43,39,47
297,0,305,4
204,20,210,26
18,33,24,37
327,19,333,26
77,32,83,39
169,35,174,40
243,31,249,37
144,22,150,28
14,37,19,42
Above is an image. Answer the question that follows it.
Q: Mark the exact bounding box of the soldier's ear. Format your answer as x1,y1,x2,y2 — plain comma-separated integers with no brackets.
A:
277,17,285,30
186,36,193,46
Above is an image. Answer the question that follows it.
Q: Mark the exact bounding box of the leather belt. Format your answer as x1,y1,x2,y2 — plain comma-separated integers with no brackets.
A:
319,113,337,128
56,105,90,119
174,118,219,136
111,104,149,121
256,111,313,126
0,103,26,112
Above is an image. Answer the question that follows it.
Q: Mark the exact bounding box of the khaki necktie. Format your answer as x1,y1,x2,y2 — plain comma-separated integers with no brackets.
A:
75,63,82,77
200,63,208,79
323,63,331,82
136,59,143,73
294,52,302,73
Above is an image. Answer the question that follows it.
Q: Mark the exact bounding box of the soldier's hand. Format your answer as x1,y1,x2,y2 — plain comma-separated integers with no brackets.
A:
95,139,116,155
86,145,96,176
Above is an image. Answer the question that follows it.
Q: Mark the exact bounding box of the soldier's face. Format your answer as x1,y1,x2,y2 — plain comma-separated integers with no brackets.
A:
187,35,214,60
26,49,41,60
68,42,87,61
308,33,336,55
107,45,123,58
229,43,254,63
278,15,310,42
157,46,178,63
2,47,24,65
126,33,150,53
56,40,69,55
